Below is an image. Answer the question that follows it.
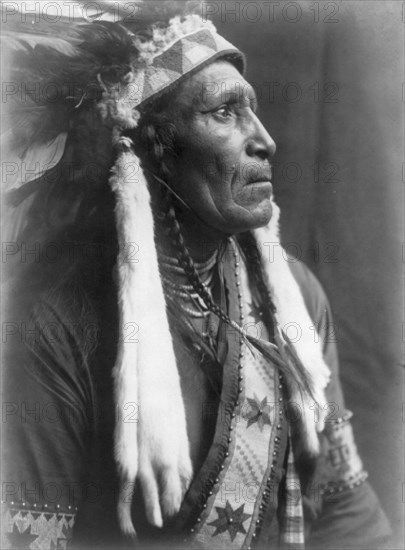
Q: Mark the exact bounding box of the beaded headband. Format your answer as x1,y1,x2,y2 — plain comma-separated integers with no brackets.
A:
133,25,245,106
99,15,245,129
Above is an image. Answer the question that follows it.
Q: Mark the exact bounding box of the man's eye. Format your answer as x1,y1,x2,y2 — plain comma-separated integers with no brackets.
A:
213,105,233,119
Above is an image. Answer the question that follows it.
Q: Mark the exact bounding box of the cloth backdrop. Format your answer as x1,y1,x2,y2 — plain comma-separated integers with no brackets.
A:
211,0,403,544
1,1,403,546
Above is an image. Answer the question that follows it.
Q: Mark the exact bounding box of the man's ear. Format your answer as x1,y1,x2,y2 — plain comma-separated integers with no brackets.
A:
149,113,184,181
130,94,186,179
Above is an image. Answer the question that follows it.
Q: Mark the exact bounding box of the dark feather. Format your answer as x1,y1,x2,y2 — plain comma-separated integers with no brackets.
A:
3,0,202,155
5,21,137,150
245,332,315,399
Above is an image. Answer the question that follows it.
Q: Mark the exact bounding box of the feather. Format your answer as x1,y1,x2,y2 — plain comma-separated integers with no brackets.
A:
2,20,137,156
246,332,315,398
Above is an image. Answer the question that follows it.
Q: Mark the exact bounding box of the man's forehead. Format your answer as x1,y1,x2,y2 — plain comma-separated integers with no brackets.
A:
175,60,255,107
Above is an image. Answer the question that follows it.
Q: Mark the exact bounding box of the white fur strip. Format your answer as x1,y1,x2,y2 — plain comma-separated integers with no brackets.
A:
254,199,331,455
109,142,192,534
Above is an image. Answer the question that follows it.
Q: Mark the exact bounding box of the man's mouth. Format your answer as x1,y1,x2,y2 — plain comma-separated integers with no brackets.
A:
246,164,273,185
246,179,273,191
248,178,272,185
243,180,273,201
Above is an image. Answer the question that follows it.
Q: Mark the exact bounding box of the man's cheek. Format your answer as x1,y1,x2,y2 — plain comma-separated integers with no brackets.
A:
209,180,235,209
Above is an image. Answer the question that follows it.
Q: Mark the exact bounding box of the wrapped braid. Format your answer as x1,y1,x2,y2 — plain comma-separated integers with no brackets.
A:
164,196,230,326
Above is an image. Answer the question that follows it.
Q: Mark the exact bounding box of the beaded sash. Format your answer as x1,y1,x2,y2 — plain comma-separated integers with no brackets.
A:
175,239,303,549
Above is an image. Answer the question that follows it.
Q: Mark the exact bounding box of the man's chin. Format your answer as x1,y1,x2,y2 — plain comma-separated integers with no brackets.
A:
224,201,273,235
248,199,274,229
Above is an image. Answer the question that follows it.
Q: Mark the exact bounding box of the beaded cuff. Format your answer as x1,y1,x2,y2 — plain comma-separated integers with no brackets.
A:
316,410,368,497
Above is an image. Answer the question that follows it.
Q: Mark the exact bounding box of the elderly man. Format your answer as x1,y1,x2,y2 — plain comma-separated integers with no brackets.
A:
2,3,391,549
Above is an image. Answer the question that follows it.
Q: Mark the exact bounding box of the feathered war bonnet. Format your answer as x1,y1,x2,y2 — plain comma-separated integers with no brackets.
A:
2,2,331,536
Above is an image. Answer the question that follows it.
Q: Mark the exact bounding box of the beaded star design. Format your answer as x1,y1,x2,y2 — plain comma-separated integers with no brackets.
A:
245,394,272,430
6,524,38,549
246,300,264,319
208,501,251,541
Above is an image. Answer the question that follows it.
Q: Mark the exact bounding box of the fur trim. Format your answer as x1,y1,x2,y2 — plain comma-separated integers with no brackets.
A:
109,138,192,535
254,199,331,456
97,72,141,130
133,15,216,63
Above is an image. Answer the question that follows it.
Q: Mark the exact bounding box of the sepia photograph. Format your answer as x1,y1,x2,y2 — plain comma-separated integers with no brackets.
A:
1,1,403,548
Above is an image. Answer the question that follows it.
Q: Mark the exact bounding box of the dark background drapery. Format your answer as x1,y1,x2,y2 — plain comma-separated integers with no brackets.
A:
1,0,403,544
212,0,403,543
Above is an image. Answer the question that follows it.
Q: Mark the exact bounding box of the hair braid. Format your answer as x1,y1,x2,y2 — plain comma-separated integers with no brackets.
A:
162,191,236,328
237,231,318,397
237,231,277,321
128,92,181,182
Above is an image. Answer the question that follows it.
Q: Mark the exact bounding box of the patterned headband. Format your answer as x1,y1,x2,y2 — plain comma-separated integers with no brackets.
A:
100,15,246,128
135,27,246,107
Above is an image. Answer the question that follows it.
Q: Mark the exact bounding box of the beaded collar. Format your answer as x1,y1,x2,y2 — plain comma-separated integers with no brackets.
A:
159,248,219,318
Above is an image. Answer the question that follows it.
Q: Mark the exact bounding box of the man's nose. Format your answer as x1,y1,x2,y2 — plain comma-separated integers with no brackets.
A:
246,114,276,160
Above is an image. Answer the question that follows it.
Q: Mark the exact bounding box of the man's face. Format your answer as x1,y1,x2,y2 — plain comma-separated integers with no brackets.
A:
165,60,276,235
